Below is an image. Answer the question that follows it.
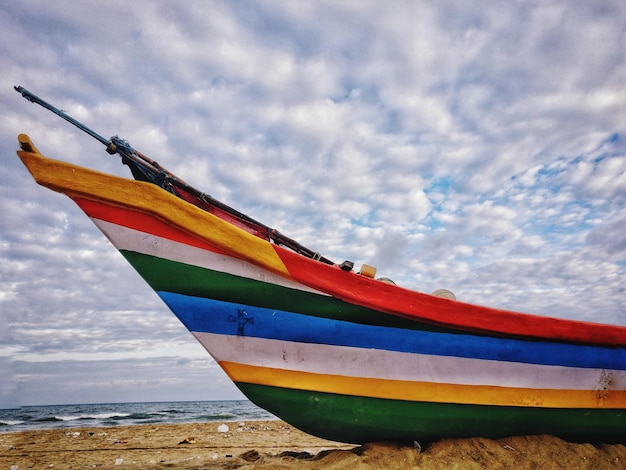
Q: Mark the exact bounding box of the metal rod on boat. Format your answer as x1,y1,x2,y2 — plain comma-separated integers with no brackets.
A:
13,85,247,203
15,85,336,266
14,86,111,147
15,86,175,185
14,86,186,184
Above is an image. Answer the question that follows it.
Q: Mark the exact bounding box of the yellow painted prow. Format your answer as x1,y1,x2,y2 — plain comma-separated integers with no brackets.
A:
16,134,291,278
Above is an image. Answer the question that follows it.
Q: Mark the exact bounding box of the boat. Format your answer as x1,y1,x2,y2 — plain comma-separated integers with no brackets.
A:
14,86,626,444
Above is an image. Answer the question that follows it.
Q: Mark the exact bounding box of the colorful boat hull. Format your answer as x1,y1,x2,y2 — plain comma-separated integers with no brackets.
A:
16,135,626,443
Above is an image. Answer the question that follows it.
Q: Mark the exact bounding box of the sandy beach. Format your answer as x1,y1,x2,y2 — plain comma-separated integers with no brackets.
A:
2,420,625,469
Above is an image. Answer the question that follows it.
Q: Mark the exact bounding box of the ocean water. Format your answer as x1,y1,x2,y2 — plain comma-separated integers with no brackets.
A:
0,400,277,433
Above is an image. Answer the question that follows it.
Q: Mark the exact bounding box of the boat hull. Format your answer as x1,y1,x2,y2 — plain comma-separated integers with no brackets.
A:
16,136,626,444
153,292,626,443
238,384,626,444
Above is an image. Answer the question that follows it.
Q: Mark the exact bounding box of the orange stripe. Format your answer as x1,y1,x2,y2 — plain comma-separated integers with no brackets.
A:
220,361,626,409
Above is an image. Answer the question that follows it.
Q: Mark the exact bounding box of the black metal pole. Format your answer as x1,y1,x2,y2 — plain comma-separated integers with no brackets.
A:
14,85,335,266
15,86,112,146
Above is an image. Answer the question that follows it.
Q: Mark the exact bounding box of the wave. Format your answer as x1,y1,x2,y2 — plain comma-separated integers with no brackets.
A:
52,412,132,422
116,413,158,421
0,420,25,427
157,409,188,414
198,412,237,420
0,400,277,433
34,416,64,423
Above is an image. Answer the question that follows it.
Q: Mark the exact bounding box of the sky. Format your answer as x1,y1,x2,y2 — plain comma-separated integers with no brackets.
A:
0,1,625,409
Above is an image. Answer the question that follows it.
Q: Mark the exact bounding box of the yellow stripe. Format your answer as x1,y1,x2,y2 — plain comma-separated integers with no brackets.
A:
17,136,290,278
220,361,626,409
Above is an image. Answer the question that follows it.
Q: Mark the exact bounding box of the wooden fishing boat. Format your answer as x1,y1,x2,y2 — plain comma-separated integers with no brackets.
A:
14,87,626,444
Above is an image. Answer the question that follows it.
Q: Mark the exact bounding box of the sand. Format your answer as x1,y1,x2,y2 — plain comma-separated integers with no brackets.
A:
1,421,625,469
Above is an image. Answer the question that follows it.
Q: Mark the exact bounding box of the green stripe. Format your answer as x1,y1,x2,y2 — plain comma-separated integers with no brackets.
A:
237,383,626,444
121,250,452,332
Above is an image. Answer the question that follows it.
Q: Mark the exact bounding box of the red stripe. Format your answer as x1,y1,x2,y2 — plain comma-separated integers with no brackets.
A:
73,197,228,255
274,246,626,347
72,198,626,347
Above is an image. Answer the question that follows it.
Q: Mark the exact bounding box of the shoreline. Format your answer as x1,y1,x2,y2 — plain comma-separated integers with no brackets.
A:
1,420,353,469
1,420,625,469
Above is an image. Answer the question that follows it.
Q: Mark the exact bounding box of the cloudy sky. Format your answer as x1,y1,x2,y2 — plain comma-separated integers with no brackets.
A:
1,1,625,408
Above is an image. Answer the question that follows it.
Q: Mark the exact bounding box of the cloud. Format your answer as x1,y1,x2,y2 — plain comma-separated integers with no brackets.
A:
587,217,626,257
14,357,243,406
1,0,625,407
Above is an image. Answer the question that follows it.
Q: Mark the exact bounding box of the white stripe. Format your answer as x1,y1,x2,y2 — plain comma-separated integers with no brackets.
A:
91,218,326,295
193,332,626,392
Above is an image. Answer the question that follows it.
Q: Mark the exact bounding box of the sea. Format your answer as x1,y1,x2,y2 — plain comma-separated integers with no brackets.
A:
0,400,277,433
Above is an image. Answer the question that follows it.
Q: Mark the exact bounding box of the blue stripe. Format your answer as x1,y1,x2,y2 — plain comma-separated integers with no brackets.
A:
158,291,626,370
